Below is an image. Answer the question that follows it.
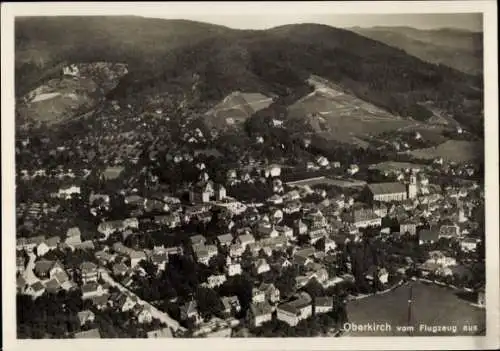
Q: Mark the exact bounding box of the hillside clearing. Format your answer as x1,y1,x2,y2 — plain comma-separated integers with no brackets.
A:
406,140,483,163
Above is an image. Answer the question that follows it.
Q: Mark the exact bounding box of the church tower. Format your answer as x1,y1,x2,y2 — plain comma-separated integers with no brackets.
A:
407,172,418,199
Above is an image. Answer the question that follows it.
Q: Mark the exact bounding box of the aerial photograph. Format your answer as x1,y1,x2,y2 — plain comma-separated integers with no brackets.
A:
13,11,486,339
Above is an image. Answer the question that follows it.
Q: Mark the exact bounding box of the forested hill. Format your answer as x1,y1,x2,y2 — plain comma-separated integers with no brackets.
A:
16,17,484,135
350,26,483,76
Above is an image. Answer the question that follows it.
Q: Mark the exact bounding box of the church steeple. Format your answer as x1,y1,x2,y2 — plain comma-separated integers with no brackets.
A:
407,171,418,199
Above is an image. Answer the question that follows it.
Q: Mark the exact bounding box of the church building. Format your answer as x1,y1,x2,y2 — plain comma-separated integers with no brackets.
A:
364,173,418,203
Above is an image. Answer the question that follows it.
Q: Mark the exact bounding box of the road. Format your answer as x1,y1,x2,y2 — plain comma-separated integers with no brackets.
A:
23,252,39,285
98,268,186,332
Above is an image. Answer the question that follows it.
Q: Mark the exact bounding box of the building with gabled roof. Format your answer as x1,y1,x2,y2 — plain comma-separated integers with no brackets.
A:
276,292,313,326
77,310,96,326
247,301,273,327
364,182,408,203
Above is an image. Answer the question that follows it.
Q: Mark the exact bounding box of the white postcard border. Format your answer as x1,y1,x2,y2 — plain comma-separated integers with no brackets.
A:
2,1,499,350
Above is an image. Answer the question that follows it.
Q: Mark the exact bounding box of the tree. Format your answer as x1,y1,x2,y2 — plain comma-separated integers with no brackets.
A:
314,237,326,252
195,286,224,320
303,278,324,299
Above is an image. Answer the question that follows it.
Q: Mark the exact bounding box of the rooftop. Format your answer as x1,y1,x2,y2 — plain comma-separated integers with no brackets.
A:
367,182,407,195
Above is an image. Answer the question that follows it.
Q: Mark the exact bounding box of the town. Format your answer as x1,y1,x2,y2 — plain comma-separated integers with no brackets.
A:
15,98,486,338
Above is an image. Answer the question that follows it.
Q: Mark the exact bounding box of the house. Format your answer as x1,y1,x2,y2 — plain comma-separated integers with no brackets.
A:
272,257,292,271
248,302,273,327
80,262,99,284
16,254,26,274
254,258,271,275
65,227,82,246
217,233,234,247
77,310,96,326
204,274,227,288
34,260,64,280
25,281,46,299
189,181,214,203
180,300,203,325
44,278,61,294
264,164,281,178
295,275,311,289
439,224,460,239
216,184,227,201
147,327,173,338
226,262,242,277
74,328,101,339
347,164,359,175
294,220,308,236
316,156,329,167
150,252,168,271
308,228,328,244
460,238,480,252
252,288,267,304
135,305,153,324
427,251,457,267
284,201,301,214
17,236,45,252
57,185,81,199
284,190,301,202
315,296,333,314
193,244,218,265
112,263,129,277
222,296,241,316
114,293,137,312
322,276,345,288
129,250,146,268
418,228,439,245
190,234,207,247
229,244,244,258
258,223,279,238
237,233,255,249
269,208,284,223
373,202,388,218
365,266,389,285
55,269,74,291
97,220,124,239
276,292,313,326
295,247,316,259
400,221,418,236
259,283,280,304
275,225,293,238
91,294,110,310
324,238,337,253
36,236,61,257
155,214,181,229
74,241,95,251
81,282,104,300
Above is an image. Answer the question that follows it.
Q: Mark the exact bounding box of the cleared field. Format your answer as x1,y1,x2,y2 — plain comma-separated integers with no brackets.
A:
287,176,366,188
18,78,98,124
205,91,274,129
407,140,483,163
288,85,415,145
345,282,485,336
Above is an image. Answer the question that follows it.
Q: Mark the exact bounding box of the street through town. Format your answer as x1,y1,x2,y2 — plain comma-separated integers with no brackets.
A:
98,268,186,332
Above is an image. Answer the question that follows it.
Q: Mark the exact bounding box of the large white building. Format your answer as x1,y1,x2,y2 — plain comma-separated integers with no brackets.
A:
276,292,313,326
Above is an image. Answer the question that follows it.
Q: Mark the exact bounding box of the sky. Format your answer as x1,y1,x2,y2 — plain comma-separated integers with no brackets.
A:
146,13,483,32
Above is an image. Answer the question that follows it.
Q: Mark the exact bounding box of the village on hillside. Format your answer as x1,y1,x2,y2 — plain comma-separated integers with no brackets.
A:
16,107,486,337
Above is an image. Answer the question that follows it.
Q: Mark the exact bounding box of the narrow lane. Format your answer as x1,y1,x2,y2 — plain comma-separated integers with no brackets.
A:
98,268,186,332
